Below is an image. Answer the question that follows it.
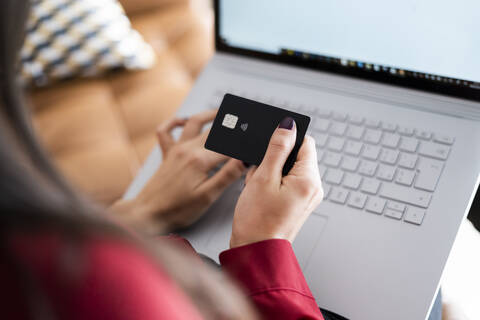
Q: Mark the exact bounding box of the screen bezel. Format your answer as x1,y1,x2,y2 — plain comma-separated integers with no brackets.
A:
214,0,480,102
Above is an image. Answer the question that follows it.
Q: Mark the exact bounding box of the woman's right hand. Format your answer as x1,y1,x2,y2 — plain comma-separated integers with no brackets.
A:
230,117,324,248
111,109,246,234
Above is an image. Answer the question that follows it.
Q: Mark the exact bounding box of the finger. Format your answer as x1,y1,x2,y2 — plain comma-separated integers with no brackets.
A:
287,135,323,209
288,135,318,178
197,159,246,200
244,166,257,185
192,130,230,169
192,129,211,145
180,109,218,141
156,117,188,154
256,117,297,183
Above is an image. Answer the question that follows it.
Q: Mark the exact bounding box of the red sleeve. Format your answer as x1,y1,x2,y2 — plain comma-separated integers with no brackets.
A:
7,234,204,320
220,239,324,320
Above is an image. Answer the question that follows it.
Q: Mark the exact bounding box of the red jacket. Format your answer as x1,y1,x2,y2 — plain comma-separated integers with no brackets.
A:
2,233,324,320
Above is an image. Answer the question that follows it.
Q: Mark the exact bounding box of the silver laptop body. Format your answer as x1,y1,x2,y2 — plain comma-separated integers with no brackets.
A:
125,1,480,319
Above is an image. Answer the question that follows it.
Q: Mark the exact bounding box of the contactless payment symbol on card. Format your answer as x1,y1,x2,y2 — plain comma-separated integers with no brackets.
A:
222,113,238,129
240,123,248,131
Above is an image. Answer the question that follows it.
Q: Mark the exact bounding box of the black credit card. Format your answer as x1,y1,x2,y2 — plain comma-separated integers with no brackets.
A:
205,94,310,175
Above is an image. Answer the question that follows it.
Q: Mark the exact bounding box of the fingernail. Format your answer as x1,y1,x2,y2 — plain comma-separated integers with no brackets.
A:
242,161,251,168
278,117,295,130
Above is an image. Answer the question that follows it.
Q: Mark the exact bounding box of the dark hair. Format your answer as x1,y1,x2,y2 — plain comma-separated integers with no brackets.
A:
0,1,257,319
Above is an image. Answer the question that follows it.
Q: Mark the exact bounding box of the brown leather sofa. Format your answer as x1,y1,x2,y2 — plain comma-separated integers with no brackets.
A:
28,0,213,205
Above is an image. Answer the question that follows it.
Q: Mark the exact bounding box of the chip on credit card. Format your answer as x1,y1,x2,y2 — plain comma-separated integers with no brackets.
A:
205,94,311,175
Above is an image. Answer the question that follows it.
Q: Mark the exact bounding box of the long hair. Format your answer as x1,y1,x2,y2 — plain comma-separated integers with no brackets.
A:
0,1,257,319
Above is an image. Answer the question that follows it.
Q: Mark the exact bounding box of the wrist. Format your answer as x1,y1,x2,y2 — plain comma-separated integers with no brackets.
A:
230,233,289,249
109,198,138,225
109,196,157,229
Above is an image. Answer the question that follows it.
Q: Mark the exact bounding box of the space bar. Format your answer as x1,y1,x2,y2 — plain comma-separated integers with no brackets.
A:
380,184,432,208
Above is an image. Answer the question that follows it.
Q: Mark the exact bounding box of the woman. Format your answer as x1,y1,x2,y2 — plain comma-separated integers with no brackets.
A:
1,0,328,319
0,1,442,320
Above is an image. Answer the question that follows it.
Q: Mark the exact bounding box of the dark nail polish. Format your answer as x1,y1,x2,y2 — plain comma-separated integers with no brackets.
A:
278,117,295,130
242,161,251,168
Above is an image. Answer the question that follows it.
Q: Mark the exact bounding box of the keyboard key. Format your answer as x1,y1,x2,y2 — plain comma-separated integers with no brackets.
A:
366,197,386,214
325,169,344,185
380,184,432,208
343,173,362,190
266,97,277,105
381,133,400,148
396,169,416,186
398,127,415,136
365,119,381,128
323,152,342,167
251,93,261,100
333,112,347,122
319,165,327,177
359,160,378,176
379,149,399,165
209,96,223,108
361,178,381,194
323,184,331,199
348,115,364,125
398,153,418,169
317,109,332,118
377,165,396,181
328,137,346,152
416,130,432,140
364,129,383,144
348,192,367,209
381,122,397,132
341,156,360,172
418,142,450,160
344,140,363,156
399,137,419,153
386,201,406,212
346,125,365,140
415,158,444,192
385,208,404,220
404,207,426,225
330,187,349,204
433,134,455,145
314,119,330,132
301,104,315,114
330,122,348,136
362,145,381,160
317,150,325,163
214,89,225,97
315,134,328,148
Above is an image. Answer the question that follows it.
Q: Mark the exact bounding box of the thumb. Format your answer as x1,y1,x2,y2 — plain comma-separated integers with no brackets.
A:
257,117,297,182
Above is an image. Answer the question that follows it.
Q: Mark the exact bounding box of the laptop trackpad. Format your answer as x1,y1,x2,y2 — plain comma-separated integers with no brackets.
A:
292,214,328,269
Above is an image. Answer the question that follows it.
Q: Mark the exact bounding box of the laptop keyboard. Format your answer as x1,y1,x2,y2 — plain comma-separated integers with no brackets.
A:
209,89,455,226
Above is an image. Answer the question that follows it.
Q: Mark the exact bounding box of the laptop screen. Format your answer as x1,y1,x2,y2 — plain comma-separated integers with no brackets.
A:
215,0,480,101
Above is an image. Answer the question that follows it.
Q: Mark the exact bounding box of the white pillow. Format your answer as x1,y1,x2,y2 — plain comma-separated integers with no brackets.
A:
20,0,155,86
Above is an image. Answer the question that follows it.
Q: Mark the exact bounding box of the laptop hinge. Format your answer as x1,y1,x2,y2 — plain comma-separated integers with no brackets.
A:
214,53,480,121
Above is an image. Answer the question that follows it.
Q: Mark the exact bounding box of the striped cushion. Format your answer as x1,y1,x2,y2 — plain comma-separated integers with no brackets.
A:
20,0,155,86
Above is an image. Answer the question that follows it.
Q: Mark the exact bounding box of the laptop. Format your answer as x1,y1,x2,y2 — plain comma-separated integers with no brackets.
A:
125,1,480,319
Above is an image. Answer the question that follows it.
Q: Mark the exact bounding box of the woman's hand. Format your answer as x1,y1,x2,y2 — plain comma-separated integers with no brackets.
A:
111,110,246,233
230,117,323,248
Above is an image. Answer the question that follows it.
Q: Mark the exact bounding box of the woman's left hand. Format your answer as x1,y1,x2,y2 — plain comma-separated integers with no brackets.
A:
111,109,246,234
